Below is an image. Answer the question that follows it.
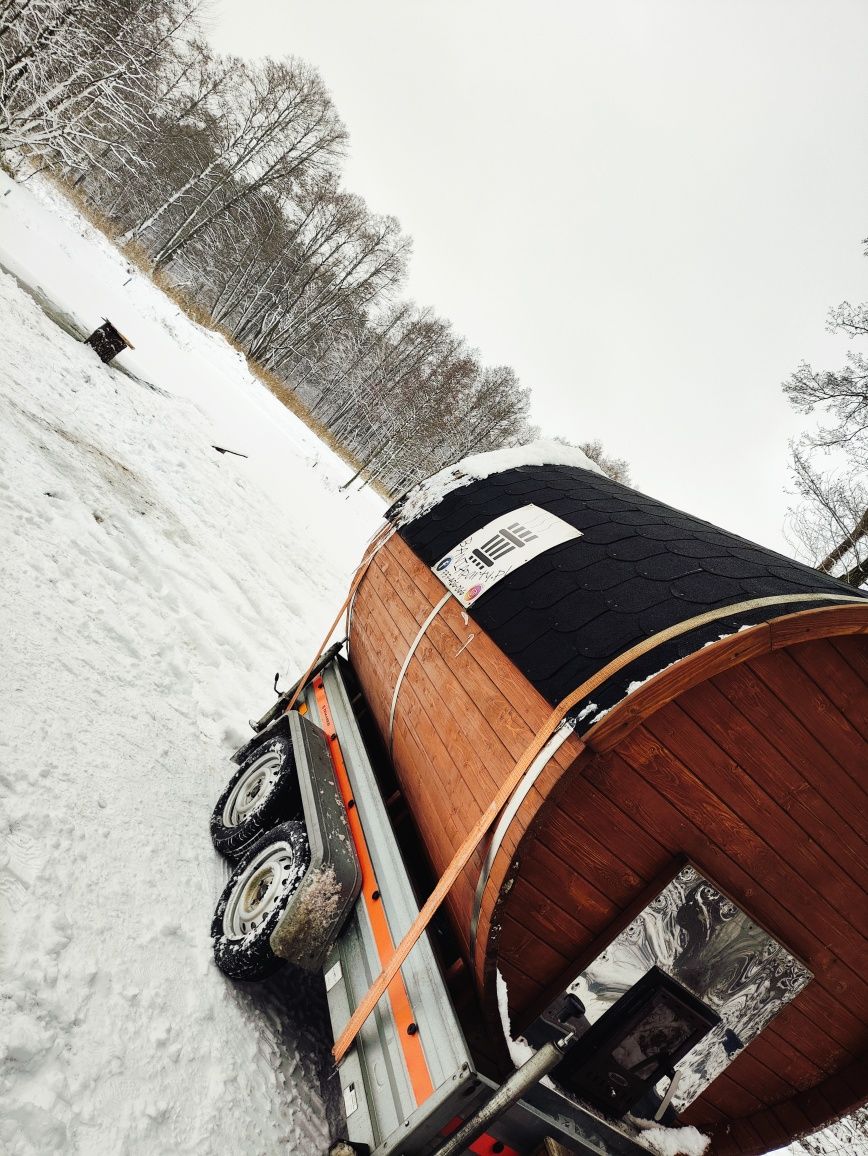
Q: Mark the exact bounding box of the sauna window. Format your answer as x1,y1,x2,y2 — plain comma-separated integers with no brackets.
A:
534,864,812,1112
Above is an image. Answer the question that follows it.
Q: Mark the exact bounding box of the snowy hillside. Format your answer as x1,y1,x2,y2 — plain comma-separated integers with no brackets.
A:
0,173,383,1154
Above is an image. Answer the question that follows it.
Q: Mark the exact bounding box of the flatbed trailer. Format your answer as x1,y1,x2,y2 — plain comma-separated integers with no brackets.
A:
213,653,661,1156
212,447,868,1155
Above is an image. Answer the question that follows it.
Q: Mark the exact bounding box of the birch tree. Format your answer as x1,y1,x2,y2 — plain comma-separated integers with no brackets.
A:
784,296,868,588
1,0,199,172
1,3,538,499
119,55,346,268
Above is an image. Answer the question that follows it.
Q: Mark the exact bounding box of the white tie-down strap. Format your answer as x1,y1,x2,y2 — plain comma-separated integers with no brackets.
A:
388,591,453,752
469,721,575,961
346,524,396,641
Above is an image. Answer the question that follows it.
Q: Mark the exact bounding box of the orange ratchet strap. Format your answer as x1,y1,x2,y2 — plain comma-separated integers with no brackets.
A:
311,676,434,1104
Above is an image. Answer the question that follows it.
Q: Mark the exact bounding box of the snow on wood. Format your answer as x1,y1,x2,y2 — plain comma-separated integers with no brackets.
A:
495,968,537,1068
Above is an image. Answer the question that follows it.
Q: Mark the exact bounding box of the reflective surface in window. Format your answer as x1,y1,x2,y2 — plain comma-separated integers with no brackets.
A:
565,864,813,1109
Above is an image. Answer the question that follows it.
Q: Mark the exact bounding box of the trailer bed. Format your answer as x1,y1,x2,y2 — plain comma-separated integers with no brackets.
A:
303,659,653,1156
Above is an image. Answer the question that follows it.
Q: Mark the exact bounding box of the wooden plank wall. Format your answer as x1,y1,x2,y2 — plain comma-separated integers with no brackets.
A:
349,533,584,960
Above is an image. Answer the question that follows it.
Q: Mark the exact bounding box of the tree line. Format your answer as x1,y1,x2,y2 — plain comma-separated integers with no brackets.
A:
0,0,542,493
16,0,863,584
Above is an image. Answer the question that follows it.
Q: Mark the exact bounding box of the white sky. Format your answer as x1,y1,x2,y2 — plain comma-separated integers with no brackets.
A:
207,0,868,554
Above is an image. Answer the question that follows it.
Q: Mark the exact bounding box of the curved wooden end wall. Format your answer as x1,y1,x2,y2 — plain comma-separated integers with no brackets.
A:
492,627,868,1154
349,531,868,1154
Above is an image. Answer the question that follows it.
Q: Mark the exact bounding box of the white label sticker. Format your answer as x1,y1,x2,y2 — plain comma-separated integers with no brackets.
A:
431,504,582,608
343,1082,358,1116
324,961,343,991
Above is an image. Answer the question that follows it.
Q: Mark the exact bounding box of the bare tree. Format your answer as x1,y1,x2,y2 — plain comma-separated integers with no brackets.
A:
577,438,632,485
119,55,346,267
784,294,868,588
786,448,868,588
796,1106,868,1156
1,4,540,500
1,0,199,172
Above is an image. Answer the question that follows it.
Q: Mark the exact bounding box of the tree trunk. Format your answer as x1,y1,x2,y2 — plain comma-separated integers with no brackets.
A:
817,507,868,574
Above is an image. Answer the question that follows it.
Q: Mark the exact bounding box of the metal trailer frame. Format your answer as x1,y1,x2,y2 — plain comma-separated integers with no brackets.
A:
288,657,656,1156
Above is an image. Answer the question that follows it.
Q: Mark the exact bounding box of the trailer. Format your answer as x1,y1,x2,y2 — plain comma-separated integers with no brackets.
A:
208,447,868,1155
209,653,691,1156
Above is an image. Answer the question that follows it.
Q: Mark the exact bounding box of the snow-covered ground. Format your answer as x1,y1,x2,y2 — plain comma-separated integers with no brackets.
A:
0,171,383,1154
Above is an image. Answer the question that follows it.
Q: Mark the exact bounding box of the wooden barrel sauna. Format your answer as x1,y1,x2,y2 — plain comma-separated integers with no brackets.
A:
347,450,868,1154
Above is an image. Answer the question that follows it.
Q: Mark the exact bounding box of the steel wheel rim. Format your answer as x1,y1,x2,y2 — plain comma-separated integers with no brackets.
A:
222,750,282,827
222,841,301,940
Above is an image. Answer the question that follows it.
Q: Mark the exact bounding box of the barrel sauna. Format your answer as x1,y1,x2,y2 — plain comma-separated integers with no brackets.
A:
347,447,868,1154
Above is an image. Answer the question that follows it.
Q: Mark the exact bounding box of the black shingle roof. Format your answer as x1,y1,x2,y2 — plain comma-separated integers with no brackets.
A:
393,465,866,732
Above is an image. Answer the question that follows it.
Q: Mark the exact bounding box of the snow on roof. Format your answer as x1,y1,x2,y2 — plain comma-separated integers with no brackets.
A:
391,438,605,525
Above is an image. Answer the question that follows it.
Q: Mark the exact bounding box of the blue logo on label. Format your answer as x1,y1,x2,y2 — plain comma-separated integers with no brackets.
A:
435,556,452,571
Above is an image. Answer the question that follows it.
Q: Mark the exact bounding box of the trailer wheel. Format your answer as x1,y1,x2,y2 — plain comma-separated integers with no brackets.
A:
210,732,301,860
212,821,311,981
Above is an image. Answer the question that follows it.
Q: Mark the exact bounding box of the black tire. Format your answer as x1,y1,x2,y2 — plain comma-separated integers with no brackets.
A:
210,732,302,860
212,821,311,981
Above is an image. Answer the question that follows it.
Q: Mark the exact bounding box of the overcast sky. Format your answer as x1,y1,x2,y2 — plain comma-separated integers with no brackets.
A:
208,0,868,554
